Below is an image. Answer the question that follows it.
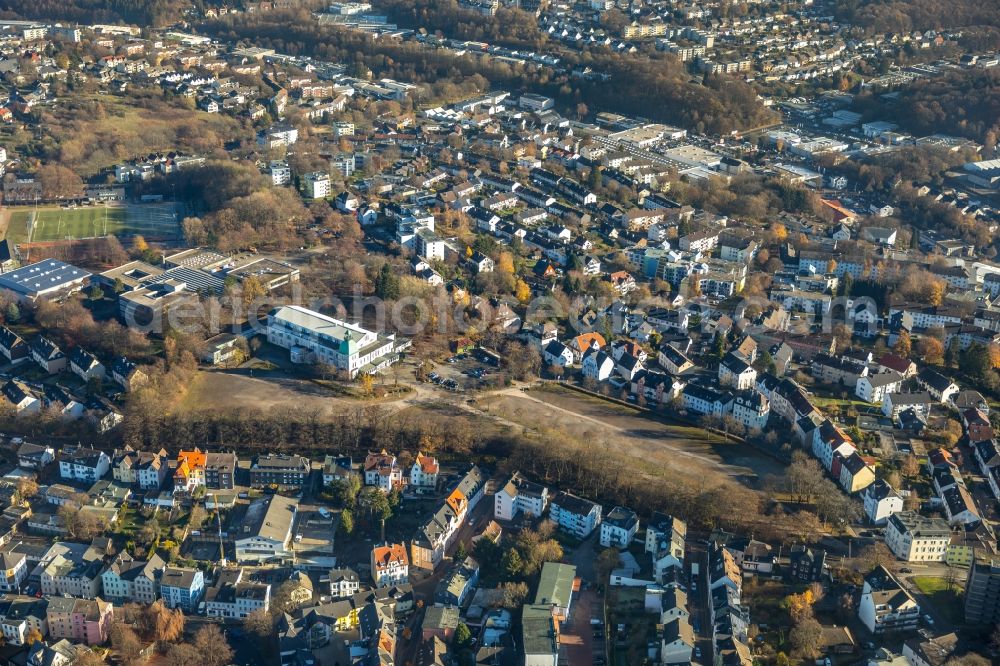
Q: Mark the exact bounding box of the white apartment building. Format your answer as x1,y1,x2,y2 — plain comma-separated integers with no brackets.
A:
267,305,398,379
303,172,331,199
548,491,602,539
494,472,549,521
884,512,950,562
269,160,291,186
600,507,639,549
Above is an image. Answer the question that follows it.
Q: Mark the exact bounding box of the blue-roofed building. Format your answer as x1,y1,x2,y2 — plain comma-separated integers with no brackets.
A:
0,259,91,302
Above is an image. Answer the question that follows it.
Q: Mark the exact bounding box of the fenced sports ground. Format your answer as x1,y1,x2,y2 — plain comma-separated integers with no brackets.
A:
1,202,184,245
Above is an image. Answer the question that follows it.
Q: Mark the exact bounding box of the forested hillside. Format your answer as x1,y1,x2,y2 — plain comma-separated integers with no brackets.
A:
0,0,187,26
835,0,1000,32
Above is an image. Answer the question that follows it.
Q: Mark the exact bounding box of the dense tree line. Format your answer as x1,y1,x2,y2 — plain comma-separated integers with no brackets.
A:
835,0,1000,33
197,9,776,134
0,0,186,27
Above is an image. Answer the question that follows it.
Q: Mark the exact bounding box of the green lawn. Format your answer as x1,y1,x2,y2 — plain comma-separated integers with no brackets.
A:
4,202,182,244
6,206,126,244
912,575,965,623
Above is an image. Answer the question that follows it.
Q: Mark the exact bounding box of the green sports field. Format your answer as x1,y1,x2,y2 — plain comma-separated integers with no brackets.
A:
2,203,182,244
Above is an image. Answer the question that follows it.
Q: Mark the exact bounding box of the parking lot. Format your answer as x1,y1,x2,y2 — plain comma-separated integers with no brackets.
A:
425,351,502,392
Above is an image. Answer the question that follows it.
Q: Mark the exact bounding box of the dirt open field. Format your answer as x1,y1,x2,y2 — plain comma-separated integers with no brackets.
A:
176,370,356,415
477,384,785,487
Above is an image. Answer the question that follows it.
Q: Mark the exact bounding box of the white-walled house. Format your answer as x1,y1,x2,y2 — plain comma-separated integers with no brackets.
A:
718,352,757,390
858,566,919,634
855,372,902,403
543,341,574,368
582,348,615,381
410,453,439,488
370,543,409,586
494,472,549,521
863,479,904,525
600,506,639,549
549,491,602,538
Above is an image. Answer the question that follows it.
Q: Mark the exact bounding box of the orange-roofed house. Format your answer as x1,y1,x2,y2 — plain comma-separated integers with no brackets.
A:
568,332,606,363
410,452,439,488
174,449,207,491
370,542,409,585
820,199,857,224
445,488,469,522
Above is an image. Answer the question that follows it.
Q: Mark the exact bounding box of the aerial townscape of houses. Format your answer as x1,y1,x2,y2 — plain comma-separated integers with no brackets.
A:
0,1,994,665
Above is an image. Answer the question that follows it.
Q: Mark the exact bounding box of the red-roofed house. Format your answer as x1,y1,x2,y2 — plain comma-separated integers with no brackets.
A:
410,453,439,488
877,353,917,378
370,543,409,585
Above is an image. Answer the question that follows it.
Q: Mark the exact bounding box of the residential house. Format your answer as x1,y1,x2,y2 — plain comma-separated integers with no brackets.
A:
68,349,105,382
646,513,687,583
174,448,236,491
788,546,826,583
884,512,950,562
159,566,205,611
811,353,868,386
17,443,54,470
658,344,694,375
0,326,28,364
494,472,549,521
718,352,757,390
58,448,110,483
101,552,164,605
249,454,311,490
856,372,903,403
542,341,574,368
111,447,169,490
863,480,904,525
322,454,354,486
45,597,113,646
660,618,695,665
364,450,404,491
3,381,39,414
581,349,615,382
682,383,734,418
371,543,409,586
877,353,917,378
549,491,602,539
30,337,65,374
0,595,48,646
111,357,148,392
204,568,270,619
434,558,479,608
839,452,876,494
328,568,360,598
882,392,933,421
600,507,639,549
732,390,770,431
410,453,439,489
0,551,27,593
917,368,960,403
858,566,919,634
568,332,606,363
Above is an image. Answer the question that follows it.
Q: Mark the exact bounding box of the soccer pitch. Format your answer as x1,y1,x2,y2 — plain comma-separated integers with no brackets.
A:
3,203,182,244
